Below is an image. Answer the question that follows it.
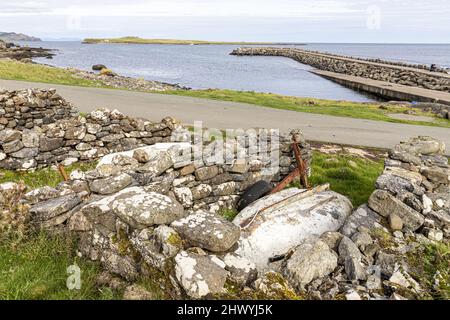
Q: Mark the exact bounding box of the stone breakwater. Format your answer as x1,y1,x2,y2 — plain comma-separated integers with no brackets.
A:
0,40,54,62
231,47,450,93
0,88,184,170
1,135,448,300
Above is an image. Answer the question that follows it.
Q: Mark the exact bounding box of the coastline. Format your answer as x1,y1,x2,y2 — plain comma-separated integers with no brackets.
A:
82,37,305,46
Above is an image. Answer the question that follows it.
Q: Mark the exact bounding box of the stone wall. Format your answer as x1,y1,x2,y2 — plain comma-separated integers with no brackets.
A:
231,47,450,93
2,135,449,300
0,89,181,170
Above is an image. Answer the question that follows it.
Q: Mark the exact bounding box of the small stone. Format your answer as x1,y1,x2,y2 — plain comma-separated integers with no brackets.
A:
133,149,150,163
180,164,195,176
345,290,361,300
389,213,404,231
195,166,219,181
123,285,155,300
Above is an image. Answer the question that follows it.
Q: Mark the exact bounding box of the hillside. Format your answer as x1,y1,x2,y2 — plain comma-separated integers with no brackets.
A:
0,32,41,42
82,36,298,45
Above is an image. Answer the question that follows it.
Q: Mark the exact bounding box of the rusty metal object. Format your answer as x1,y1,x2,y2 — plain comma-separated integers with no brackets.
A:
270,134,309,194
57,163,69,181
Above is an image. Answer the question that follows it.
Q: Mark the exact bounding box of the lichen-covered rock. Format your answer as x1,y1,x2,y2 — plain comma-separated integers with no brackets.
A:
283,237,338,290
130,226,182,270
191,184,212,200
223,253,257,287
89,173,133,195
195,166,219,181
101,250,139,281
123,285,156,300
174,251,228,299
29,194,81,221
137,151,173,177
24,185,60,205
171,211,240,252
173,187,193,207
253,271,298,300
112,189,185,228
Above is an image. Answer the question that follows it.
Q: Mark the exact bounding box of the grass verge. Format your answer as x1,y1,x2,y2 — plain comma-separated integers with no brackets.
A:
0,60,104,87
0,232,118,300
0,162,97,189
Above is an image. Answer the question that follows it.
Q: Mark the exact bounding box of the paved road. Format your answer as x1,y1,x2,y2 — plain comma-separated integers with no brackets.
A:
2,79,450,154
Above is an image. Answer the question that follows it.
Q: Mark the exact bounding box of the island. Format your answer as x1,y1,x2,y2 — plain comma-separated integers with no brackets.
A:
0,32,41,42
82,36,303,45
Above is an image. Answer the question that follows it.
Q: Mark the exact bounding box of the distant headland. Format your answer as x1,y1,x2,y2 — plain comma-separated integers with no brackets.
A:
0,32,41,42
82,36,304,45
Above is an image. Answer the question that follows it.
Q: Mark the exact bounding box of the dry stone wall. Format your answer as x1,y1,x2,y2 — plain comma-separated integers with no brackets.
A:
0,89,181,170
231,47,450,93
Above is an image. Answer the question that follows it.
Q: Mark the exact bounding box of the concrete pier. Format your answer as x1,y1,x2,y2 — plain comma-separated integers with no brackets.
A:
312,70,450,105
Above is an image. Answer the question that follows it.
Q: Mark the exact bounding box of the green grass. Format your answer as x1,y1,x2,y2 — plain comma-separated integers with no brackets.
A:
307,151,384,207
0,232,118,300
407,242,450,300
0,60,105,87
82,37,280,45
0,162,97,189
165,89,450,128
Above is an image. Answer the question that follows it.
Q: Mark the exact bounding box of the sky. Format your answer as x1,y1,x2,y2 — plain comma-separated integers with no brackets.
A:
0,0,449,43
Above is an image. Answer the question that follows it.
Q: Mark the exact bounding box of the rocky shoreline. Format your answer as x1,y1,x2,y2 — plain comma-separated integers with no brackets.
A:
0,40,54,62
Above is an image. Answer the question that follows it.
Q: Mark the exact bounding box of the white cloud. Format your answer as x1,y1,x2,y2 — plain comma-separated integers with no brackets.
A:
0,0,363,18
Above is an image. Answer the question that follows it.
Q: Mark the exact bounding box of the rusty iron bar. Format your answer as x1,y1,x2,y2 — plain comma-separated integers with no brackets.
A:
57,163,69,181
293,141,309,189
269,136,309,194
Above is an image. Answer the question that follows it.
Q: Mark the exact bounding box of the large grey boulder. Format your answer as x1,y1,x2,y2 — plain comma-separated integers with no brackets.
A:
174,251,228,299
233,187,352,270
368,190,424,231
171,211,240,252
89,173,133,195
112,189,184,228
282,237,338,289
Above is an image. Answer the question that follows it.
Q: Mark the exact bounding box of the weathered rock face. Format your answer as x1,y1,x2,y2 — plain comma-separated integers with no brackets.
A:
367,136,450,238
231,47,450,94
233,187,353,270
282,237,338,290
111,189,185,228
171,211,240,252
174,251,228,299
